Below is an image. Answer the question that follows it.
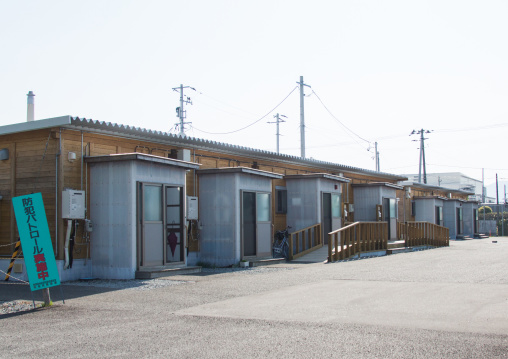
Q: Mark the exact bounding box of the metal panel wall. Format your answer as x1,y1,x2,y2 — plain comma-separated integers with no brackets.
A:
199,173,237,266
353,187,380,221
90,161,135,279
198,172,274,266
415,198,444,224
353,186,397,222
444,200,461,239
286,177,342,232
462,202,478,237
89,160,186,279
286,178,320,231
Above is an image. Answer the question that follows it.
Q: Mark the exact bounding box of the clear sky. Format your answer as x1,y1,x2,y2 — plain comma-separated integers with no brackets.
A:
1,1,507,194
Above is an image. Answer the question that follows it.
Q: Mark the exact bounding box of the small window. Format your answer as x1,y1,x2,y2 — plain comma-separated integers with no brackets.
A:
331,194,341,218
389,198,397,219
144,185,162,221
256,193,270,222
276,187,287,214
411,201,416,217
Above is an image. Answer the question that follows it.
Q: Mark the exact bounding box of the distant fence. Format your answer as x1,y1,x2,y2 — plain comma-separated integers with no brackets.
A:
479,220,496,236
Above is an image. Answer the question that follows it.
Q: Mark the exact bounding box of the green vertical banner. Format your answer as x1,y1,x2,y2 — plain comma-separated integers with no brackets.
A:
12,193,60,291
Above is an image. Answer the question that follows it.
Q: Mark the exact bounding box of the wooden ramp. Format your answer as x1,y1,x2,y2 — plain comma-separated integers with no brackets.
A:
290,245,329,264
291,239,443,264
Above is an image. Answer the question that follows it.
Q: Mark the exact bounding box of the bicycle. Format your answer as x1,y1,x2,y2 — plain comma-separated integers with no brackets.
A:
273,226,291,259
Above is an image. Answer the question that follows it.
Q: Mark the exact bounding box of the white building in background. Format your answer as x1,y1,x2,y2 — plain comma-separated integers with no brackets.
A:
402,172,483,201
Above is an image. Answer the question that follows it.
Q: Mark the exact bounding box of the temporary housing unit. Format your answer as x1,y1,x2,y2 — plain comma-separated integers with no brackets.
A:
285,174,349,244
443,199,465,240
0,116,407,281
462,201,480,237
413,196,446,226
398,182,474,224
196,167,282,267
352,182,402,240
85,153,200,279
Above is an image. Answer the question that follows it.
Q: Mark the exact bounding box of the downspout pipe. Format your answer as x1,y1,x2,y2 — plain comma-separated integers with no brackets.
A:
64,219,72,269
55,128,62,257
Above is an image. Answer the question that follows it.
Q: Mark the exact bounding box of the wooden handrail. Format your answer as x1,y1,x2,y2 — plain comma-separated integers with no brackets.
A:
287,223,322,260
397,221,449,248
328,221,388,262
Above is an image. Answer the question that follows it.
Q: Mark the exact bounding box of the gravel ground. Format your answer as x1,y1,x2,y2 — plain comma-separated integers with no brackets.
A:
1,299,36,314
0,266,294,315
1,239,507,358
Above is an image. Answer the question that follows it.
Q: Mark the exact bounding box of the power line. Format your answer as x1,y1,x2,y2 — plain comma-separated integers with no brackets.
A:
191,86,298,135
427,163,508,171
192,96,257,121
196,91,259,117
435,122,508,133
310,89,371,145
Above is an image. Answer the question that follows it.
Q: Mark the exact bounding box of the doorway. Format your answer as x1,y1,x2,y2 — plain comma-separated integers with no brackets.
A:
241,191,271,258
435,206,443,226
242,192,257,257
138,182,184,267
165,186,184,263
456,207,463,235
473,209,478,233
322,192,341,245
383,198,397,240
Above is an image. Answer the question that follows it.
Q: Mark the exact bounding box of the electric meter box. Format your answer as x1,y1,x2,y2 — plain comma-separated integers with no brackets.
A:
62,190,85,219
186,196,198,220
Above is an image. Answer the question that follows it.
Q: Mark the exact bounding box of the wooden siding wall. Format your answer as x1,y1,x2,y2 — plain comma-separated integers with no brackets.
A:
1,127,403,259
0,129,59,257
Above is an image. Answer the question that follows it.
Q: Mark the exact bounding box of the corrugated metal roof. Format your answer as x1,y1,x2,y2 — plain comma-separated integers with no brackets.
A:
399,181,475,195
284,173,351,183
0,116,408,181
352,182,403,190
84,153,200,170
197,166,283,179
66,117,407,181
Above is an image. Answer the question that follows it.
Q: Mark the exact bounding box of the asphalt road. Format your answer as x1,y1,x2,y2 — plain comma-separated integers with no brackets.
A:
1,238,508,358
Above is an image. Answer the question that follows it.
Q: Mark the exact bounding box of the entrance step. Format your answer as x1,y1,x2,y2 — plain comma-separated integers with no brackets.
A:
387,240,406,249
456,235,473,240
249,258,286,267
135,266,201,279
387,247,412,255
475,233,490,239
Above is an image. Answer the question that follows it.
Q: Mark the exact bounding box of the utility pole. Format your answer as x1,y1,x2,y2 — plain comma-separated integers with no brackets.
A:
172,84,195,136
267,113,286,154
482,168,486,224
496,173,499,236
375,142,380,172
504,184,506,237
482,168,485,203
297,76,311,158
410,128,432,183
